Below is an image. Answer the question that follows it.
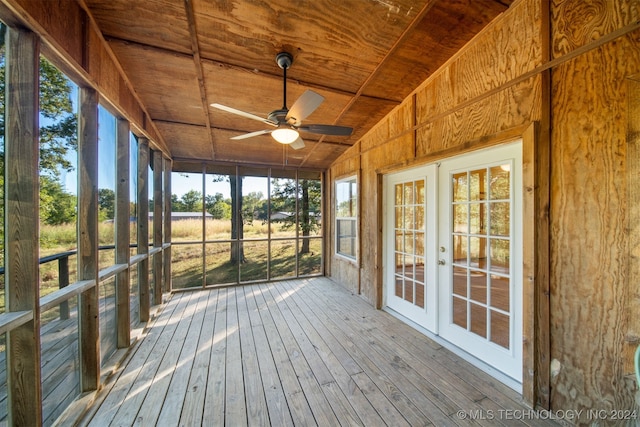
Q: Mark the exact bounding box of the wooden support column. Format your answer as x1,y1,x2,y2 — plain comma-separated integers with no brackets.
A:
78,86,100,391
4,26,43,427
152,150,163,305
163,157,172,293
115,118,130,347
137,138,150,322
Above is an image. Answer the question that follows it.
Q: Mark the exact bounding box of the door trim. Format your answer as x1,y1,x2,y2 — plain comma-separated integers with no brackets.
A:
376,123,548,406
437,141,523,383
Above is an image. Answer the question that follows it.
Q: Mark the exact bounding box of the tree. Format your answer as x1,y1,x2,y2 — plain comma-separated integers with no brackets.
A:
229,174,244,264
40,176,77,225
180,189,203,212
1,23,78,229
271,178,321,254
171,191,209,213
205,193,231,219
98,188,116,220
242,191,267,224
210,173,246,264
170,194,183,212
1,25,77,178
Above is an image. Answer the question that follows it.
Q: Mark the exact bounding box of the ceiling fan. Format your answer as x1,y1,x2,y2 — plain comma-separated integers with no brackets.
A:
211,52,353,150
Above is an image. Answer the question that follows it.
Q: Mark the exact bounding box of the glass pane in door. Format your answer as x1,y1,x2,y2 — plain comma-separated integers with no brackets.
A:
394,179,427,308
450,164,512,349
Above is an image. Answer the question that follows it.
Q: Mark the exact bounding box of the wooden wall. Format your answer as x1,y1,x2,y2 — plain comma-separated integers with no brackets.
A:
329,0,546,309
549,0,640,416
329,0,640,417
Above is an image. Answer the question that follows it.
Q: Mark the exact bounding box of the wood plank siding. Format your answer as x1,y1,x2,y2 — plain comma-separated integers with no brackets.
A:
1,0,639,423
328,0,640,415
77,278,559,427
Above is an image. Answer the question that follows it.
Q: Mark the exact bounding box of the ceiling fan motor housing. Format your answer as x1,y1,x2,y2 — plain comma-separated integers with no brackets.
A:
276,51,293,69
267,109,292,125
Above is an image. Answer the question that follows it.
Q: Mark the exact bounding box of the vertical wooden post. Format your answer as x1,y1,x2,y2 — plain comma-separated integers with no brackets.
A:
58,257,70,320
202,164,206,288
163,157,172,293
115,118,130,347
536,2,552,408
78,86,100,391
4,26,43,427
137,138,150,322
152,150,163,305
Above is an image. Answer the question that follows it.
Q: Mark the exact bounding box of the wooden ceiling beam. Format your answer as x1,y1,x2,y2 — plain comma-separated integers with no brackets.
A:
183,0,215,160
103,34,399,105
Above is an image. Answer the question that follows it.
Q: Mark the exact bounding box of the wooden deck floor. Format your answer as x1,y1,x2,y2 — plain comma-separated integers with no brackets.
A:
77,277,557,426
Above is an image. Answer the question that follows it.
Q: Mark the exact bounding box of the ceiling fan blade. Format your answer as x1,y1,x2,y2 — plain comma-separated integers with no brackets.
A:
297,124,353,136
286,90,324,124
230,129,272,140
211,103,277,127
289,136,305,150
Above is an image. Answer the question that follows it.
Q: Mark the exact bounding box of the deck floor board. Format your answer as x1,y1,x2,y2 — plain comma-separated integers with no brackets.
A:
79,277,558,426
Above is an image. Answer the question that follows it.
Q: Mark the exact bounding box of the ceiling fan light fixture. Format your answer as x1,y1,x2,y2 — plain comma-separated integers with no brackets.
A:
271,128,299,144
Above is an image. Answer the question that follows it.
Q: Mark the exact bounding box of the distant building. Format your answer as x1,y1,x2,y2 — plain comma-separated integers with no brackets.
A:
270,211,321,221
149,212,213,221
270,211,294,221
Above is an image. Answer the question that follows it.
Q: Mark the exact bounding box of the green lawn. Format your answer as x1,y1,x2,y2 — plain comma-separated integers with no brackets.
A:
0,218,322,311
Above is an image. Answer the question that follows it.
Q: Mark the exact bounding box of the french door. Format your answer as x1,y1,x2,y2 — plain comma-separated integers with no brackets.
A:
384,141,523,383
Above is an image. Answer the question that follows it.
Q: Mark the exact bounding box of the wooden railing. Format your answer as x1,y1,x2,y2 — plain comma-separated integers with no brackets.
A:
0,244,145,320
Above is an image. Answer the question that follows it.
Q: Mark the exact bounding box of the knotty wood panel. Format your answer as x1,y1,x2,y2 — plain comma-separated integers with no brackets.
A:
4,27,43,427
156,122,212,160
329,156,361,185
297,142,344,170
365,134,415,171
109,39,206,126
338,96,400,144
329,0,548,406
360,120,390,153
416,75,542,156
84,0,192,55
203,59,353,134
363,0,509,102
360,99,413,152
359,134,414,306
193,0,429,94
551,0,640,59
627,76,640,376
549,30,640,416
415,0,543,122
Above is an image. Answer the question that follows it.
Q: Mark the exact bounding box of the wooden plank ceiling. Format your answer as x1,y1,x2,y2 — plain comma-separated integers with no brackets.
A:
83,0,512,171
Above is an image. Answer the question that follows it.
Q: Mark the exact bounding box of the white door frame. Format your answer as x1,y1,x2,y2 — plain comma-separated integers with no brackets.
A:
437,141,523,383
382,140,524,388
383,164,438,332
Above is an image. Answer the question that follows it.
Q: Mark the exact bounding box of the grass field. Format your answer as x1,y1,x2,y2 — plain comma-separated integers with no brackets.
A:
0,218,322,312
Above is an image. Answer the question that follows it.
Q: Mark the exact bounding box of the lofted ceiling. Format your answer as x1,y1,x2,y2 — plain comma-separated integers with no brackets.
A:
83,0,513,171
